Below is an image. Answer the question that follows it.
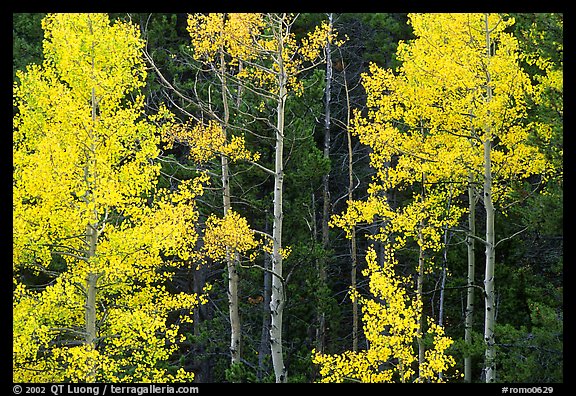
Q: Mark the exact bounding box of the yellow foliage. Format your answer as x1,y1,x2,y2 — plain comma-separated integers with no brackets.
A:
321,12,553,384
203,210,260,261
342,11,552,251
162,119,260,164
187,13,265,64
13,13,203,382
330,196,393,239
313,246,457,383
188,13,339,96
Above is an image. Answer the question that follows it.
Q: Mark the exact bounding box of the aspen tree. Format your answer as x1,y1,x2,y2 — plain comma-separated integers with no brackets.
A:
13,13,207,382
323,54,467,383
146,14,266,374
320,13,553,383
185,13,264,370
400,13,552,382
142,13,336,381
186,13,336,382
340,55,360,353
316,12,334,356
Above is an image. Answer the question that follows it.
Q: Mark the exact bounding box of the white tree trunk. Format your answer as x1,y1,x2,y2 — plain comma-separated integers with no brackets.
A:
482,14,496,383
269,15,288,383
483,136,496,383
465,176,477,383
220,50,242,368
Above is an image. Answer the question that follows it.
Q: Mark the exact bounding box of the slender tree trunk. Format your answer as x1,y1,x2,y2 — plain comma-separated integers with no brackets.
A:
316,12,333,355
84,271,98,347
84,84,100,382
416,125,427,380
465,174,477,383
416,218,425,380
340,55,359,352
220,49,242,369
437,189,453,381
85,225,99,383
269,15,287,383
257,213,272,381
483,136,496,382
350,232,359,353
438,229,449,328
483,14,496,383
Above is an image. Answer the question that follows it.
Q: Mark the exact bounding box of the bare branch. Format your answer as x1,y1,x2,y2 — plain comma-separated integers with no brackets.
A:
495,226,529,248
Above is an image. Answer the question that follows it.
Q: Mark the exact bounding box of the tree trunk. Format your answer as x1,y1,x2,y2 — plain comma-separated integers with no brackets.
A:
416,219,425,380
483,14,496,383
316,12,333,355
227,247,241,367
220,49,242,369
84,272,98,380
84,85,100,382
465,174,477,383
437,193,452,381
257,215,272,381
483,136,496,382
416,126,426,380
340,55,359,352
269,15,287,383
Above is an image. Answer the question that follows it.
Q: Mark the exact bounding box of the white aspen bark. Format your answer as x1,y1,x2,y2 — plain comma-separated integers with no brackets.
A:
220,47,242,368
465,176,477,383
227,246,241,366
269,14,287,383
257,214,272,381
350,216,359,352
416,124,426,380
316,12,333,355
483,136,496,383
437,187,453,381
483,13,496,383
85,272,98,347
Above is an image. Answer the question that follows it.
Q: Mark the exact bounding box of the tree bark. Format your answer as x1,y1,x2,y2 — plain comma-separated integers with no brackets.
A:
269,14,288,383
483,14,496,383
465,174,477,383
257,214,272,381
416,124,427,380
84,225,99,382
316,12,333,355
339,54,359,352
483,136,496,382
84,85,100,382
220,47,242,369
437,187,453,381
416,218,425,380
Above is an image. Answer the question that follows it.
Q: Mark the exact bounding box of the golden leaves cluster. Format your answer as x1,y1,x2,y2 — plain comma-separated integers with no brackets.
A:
41,13,147,106
162,119,260,164
203,210,260,262
187,13,265,65
188,13,340,97
313,246,456,383
343,12,553,252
